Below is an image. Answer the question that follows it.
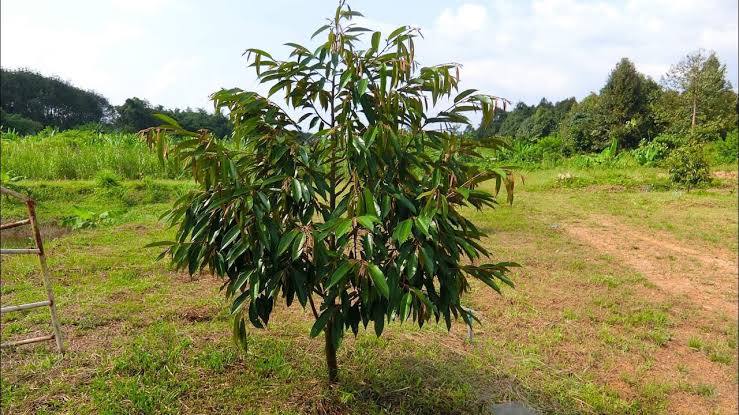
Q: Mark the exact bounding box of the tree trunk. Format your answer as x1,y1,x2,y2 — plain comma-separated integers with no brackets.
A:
324,323,338,384
691,96,697,131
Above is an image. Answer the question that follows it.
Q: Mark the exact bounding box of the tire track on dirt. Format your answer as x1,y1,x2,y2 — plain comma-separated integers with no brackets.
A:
566,214,738,316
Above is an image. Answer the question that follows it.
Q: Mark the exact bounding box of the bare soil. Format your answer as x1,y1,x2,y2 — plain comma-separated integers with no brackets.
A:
565,214,738,414
566,214,738,316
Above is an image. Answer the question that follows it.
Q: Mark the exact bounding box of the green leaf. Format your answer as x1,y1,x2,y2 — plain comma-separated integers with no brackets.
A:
277,230,299,256
371,31,381,50
232,316,248,351
310,308,333,337
356,215,378,230
392,219,413,244
340,68,354,89
388,26,406,41
311,24,331,39
400,292,412,321
291,178,302,201
374,307,385,336
367,264,389,298
414,216,430,236
420,245,435,274
153,113,182,128
291,232,306,260
221,226,241,248
335,218,353,238
393,194,417,214
327,261,354,289
357,79,369,96
405,253,418,278
228,270,251,297
453,89,477,103
363,188,378,216
231,291,249,314
410,287,433,310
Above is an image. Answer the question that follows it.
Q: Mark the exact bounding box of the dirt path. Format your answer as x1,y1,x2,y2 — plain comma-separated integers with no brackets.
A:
566,214,738,316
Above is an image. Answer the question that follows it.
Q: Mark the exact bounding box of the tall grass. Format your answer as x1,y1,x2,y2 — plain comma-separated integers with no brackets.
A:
1,129,185,180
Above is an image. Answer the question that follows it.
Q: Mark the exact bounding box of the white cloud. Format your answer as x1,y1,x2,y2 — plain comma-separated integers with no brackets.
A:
435,4,488,37
1,0,736,112
419,0,738,105
109,0,175,15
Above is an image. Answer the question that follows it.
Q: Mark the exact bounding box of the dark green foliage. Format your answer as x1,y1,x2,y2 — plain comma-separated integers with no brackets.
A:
552,97,577,121
0,68,112,129
497,102,534,137
665,143,711,187
515,99,556,140
143,1,517,383
168,107,232,139
489,97,576,143
599,58,659,149
0,108,43,135
710,129,738,164
115,97,232,138
115,98,161,132
559,93,608,152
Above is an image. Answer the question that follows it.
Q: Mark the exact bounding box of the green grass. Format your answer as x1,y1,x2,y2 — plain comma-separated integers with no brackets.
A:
1,164,737,414
1,129,184,180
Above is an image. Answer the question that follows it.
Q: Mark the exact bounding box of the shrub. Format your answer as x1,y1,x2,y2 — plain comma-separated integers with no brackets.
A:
62,207,114,230
711,129,738,164
652,133,684,149
666,143,711,188
499,135,568,167
633,139,670,166
0,110,43,135
538,135,571,159
96,169,122,188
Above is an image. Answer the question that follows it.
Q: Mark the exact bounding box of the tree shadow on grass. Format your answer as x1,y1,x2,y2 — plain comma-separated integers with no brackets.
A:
305,351,554,415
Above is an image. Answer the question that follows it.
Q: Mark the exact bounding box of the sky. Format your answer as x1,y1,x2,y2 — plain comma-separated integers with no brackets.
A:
2,0,737,113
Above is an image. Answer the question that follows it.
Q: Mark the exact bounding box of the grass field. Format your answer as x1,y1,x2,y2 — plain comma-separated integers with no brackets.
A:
1,166,737,414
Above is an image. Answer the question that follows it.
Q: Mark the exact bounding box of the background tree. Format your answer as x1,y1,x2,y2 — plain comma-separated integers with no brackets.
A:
143,1,517,384
559,93,607,152
599,58,656,148
552,97,577,122
487,97,575,142
515,98,556,141
116,98,233,138
497,102,534,137
115,97,160,132
168,107,232,139
659,49,737,139
0,68,112,130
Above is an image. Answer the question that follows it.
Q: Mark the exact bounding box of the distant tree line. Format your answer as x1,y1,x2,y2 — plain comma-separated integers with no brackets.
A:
2,49,735,148
0,68,232,138
115,97,232,138
470,49,737,152
0,69,112,132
